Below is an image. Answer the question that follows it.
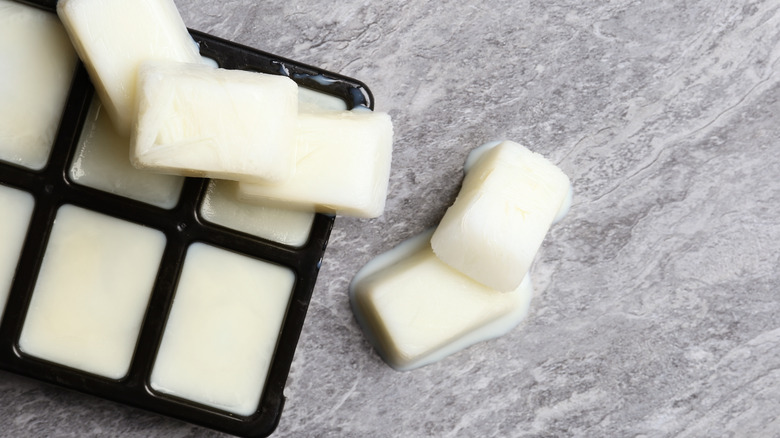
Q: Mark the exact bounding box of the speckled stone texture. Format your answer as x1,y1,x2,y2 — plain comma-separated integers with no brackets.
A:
2,0,780,436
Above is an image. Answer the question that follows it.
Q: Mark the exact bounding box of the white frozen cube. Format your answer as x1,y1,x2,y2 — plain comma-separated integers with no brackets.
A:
236,110,393,218
350,231,534,371
150,243,295,416
57,0,203,136
132,61,299,183
430,141,571,291
0,0,77,169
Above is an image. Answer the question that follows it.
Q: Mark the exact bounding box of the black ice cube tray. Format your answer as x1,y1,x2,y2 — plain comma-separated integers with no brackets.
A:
0,1,373,436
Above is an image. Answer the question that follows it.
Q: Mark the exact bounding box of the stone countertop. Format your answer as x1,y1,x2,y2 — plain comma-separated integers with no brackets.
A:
2,0,780,437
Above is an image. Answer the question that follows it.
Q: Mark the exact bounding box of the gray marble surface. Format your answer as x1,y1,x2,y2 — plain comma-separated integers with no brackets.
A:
3,0,780,436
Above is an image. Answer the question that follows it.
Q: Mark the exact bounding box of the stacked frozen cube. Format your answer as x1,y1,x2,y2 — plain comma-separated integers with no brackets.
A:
57,0,394,219
350,140,571,370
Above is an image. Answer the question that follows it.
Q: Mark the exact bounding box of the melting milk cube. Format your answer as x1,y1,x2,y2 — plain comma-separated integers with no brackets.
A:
200,180,315,247
19,205,165,379
70,97,185,209
430,141,571,292
0,0,77,169
0,185,34,320
150,243,295,416
236,110,394,218
350,231,534,371
57,0,202,136
132,61,298,183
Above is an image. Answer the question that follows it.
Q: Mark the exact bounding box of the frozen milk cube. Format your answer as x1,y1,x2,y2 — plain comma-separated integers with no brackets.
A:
19,205,165,379
57,0,203,136
236,110,393,218
350,231,534,371
0,0,77,169
430,141,571,292
150,243,295,416
132,61,298,183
